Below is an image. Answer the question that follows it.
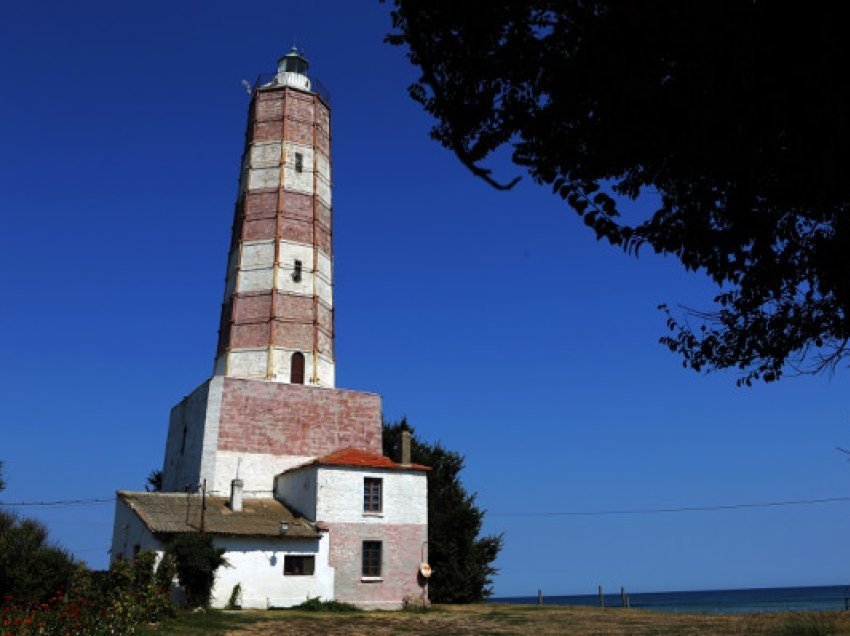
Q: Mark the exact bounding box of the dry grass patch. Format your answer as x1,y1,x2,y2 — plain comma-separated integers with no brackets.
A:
141,603,850,635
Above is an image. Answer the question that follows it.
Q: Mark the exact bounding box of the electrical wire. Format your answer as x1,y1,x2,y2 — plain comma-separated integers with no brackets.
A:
4,495,850,515
0,498,113,507
490,496,850,517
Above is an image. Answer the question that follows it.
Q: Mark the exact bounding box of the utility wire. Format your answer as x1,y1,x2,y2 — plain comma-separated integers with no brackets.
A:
490,496,850,517
4,495,850,515
0,498,113,507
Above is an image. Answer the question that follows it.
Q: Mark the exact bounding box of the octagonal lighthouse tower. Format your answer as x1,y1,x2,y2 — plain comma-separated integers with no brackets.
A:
215,48,334,387
161,51,383,495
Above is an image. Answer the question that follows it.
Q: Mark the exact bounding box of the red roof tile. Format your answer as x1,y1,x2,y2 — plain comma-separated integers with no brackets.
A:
316,448,430,471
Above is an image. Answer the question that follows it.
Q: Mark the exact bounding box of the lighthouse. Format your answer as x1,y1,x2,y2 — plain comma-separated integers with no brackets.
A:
215,47,335,388
111,51,429,609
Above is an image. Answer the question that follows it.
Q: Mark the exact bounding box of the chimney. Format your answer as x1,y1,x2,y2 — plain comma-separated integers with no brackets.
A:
401,430,412,466
230,478,244,512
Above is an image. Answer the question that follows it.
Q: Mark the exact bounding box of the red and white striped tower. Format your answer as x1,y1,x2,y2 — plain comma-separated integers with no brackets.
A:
214,48,334,388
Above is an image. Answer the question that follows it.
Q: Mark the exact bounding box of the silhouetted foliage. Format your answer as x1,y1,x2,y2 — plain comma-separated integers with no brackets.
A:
167,533,228,608
0,461,5,493
0,462,77,603
383,418,503,603
146,469,163,492
386,2,850,385
0,510,76,603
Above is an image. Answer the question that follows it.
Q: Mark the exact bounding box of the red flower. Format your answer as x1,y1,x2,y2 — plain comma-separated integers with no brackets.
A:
1,595,11,602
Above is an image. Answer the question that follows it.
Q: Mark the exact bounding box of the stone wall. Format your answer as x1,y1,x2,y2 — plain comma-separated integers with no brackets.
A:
216,378,382,457
326,522,427,609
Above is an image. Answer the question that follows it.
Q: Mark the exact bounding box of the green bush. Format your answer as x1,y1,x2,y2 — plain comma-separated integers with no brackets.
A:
155,552,176,595
166,534,228,608
289,597,361,612
1,553,174,634
226,583,242,610
0,510,76,603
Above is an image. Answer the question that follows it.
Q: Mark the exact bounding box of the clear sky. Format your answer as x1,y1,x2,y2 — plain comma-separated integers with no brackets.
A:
2,1,849,598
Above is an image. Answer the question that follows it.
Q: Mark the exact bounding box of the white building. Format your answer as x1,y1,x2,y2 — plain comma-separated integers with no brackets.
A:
111,49,430,609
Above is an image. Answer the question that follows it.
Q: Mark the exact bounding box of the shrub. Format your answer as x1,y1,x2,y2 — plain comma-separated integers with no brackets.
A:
0,552,174,634
155,552,176,595
0,510,76,604
290,597,361,612
226,583,242,610
167,534,228,608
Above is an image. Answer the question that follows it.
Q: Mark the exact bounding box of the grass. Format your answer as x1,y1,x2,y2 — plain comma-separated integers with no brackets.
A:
136,604,850,635
136,609,270,635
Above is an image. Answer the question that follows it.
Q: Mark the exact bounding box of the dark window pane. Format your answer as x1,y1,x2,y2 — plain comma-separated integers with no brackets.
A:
295,152,303,173
362,541,382,577
291,351,305,384
364,477,382,513
284,555,315,576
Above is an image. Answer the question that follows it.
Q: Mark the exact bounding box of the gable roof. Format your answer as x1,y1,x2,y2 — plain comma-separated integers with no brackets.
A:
117,491,319,538
314,448,430,472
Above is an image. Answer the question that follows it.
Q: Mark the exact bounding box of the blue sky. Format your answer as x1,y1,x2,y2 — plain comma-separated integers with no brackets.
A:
2,2,849,597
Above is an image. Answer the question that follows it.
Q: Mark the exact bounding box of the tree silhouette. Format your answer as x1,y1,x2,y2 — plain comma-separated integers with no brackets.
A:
386,1,850,385
383,418,502,603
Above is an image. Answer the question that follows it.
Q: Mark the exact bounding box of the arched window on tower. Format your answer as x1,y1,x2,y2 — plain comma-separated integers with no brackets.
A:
290,352,305,385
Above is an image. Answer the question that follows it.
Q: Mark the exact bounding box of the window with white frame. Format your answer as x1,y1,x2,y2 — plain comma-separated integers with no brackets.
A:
362,540,382,577
363,477,382,513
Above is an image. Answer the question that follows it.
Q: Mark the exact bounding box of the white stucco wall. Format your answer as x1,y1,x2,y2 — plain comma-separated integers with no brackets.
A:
231,239,332,306
162,377,225,493
274,466,319,520
111,499,333,611
317,468,427,525
225,348,268,378
316,174,331,208
276,466,427,526
220,348,334,387
110,498,164,561
213,450,315,498
316,354,335,387
212,535,333,609
283,142,314,194
250,141,282,168
316,153,330,182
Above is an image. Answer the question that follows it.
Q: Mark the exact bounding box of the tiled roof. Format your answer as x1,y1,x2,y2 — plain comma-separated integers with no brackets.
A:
117,491,319,538
314,448,430,471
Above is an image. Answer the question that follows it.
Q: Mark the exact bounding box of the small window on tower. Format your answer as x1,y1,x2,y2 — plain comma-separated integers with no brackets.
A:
364,477,382,513
295,152,303,173
291,351,305,385
292,259,302,282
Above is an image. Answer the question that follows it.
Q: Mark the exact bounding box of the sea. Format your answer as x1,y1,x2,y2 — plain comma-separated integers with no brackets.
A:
492,585,850,614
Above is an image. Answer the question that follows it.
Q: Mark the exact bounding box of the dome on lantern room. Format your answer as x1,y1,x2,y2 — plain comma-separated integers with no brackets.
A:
276,46,311,91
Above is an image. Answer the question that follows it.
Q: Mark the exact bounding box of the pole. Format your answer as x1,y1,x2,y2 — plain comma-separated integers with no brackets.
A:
200,478,207,533
621,586,626,608
598,585,604,608
537,589,543,606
